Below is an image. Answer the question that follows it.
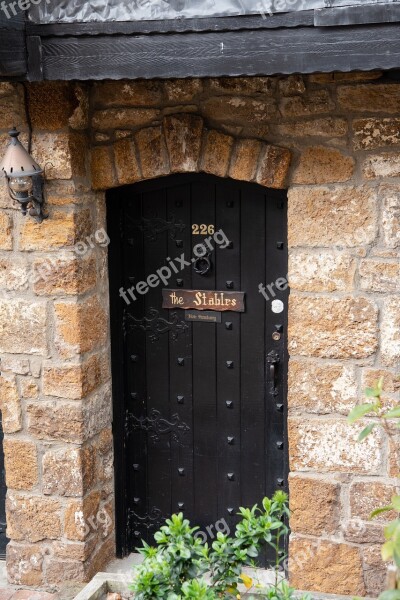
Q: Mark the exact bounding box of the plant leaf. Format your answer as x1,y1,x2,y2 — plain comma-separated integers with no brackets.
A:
358,423,376,441
370,505,394,519
379,591,400,600
381,540,394,561
383,406,400,419
348,403,377,424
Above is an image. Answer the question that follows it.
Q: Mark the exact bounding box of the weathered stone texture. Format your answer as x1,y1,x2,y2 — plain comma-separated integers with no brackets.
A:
201,130,234,178
54,297,108,357
64,491,101,541
7,495,61,542
353,118,400,150
164,114,203,172
363,153,400,179
19,209,92,251
27,402,84,443
276,117,347,138
113,138,141,185
92,108,159,130
42,447,94,497
257,145,291,189
288,417,383,473
229,139,262,181
288,295,378,359
28,82,80,130
0,375,22,433
91,146,116,190
359,259,400,293
289,538,366,596
293,146,354,184
0,257,29,291
350,481,398,523
93,80,164,107
0,212,12,250
33,254,96,295
208,77,275,96
288,186,378,248
43,355,102,399
289,474,340,535
165,79,202,102
7,542,44,586
289,251,356,292
381,186,400,248
135,126,169,179
381,296,400,366
288,361,357,415
362,545,388,597
202,96,277,125
3,440,38,490
338,84,400,113
20,378,39,399
280,90,335,117
31,133,85,180
0,300,47,355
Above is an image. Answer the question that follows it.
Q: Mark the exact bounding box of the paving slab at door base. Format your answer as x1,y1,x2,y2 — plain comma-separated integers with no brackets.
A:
72,573,377,600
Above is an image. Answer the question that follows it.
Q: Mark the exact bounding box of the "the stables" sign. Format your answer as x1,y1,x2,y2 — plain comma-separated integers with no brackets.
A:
162,289,245,312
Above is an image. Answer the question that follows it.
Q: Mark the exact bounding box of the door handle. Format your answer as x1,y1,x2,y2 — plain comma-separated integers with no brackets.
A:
266,351,280,396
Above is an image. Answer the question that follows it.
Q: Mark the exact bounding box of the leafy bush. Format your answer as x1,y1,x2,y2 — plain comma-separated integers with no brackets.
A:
131,492,291,599
348,376,400,598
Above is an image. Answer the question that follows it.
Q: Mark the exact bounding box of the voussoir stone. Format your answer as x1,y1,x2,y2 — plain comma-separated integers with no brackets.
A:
164,114,203,172
201,130,234,178
256,144,291,189
229,139,262,182
135,126,169,180
288,295,378,359
288,186,378,247
113,138,141,185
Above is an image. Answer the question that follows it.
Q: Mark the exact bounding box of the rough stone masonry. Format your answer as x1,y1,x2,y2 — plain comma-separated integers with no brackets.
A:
0,72,399,595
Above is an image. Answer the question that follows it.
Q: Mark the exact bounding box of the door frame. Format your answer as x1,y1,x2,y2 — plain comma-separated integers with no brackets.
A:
106,173,289,558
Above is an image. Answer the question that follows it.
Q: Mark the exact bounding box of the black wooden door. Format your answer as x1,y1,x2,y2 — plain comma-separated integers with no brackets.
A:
108,174,288,557
0,414,8,558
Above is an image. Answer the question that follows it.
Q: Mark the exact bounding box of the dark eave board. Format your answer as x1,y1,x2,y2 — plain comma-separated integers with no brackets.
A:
0,10,26,78
37,23,400,81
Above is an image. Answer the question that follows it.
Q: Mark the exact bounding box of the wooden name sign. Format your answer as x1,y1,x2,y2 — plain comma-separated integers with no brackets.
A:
162,289,245,312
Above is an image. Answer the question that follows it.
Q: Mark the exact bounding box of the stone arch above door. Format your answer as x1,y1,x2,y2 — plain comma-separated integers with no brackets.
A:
90,113,292,191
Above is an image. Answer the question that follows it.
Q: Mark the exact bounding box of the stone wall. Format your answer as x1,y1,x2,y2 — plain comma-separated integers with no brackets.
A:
0,72,399,594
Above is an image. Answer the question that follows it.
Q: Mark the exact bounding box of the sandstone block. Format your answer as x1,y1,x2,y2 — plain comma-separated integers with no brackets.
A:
113,138,141,186
64,491,101,541
45,558,86,585
27,401,84,443
289,474,340,535
19,208,92,251
135,126,169,180
42,447,94,497
381,296,400,367
93,81,163,107
0,212,12,250
165,79,202,102
43,355,102,400
338,84,400,113
289,538,365,596
0,95,26,129
344,519,384,544
229,139,262,182
288,295,378,359
363,153,400,179
6,541,44,586
0,357,29,375
0,375,22,433
353,118,400,150
278,75,306,96
350,481,398,523
362,545,387,597
288,417,383,474
20,378,39,399
33,254,96,295
52,538,97,562
208,77,275,96
280,90,335,117
31,132,84,180
381,185,400,248
28,82,80,130
4,440,38,490
0,257,29,291
359,259,400,293
288,186,378,247
91,146,116,190
54,296,108,358
0,300,47,355
92,108,159,130
83,383,113,440
276,117,347,138
7,494,61,542
201,130,234,178
288,361,357,415
203,96,277,125
289,251,356,292
293,146,354,184
164,114,203,173
362,369,400,395
256,144,291,189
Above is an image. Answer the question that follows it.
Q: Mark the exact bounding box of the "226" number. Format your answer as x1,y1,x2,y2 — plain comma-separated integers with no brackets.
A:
192,224,215,235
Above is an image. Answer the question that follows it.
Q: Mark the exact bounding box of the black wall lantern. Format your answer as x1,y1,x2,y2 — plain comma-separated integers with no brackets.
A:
0,127,47,223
